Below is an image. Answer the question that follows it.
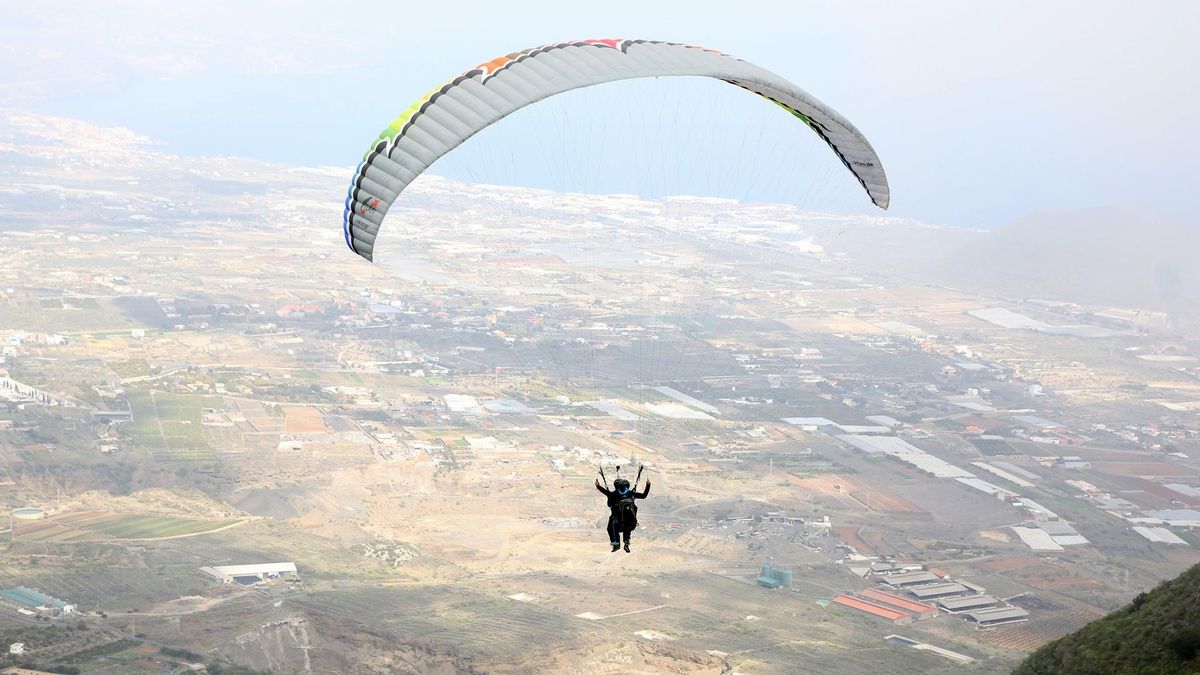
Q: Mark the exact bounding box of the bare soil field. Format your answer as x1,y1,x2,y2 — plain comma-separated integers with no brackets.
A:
788,472,924,514
283,405,329,433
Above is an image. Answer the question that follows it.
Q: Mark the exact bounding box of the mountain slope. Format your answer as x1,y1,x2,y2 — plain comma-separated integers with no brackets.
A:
1014,562,1200,675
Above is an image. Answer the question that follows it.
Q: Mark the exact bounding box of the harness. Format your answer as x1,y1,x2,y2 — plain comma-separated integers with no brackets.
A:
615,488,638,529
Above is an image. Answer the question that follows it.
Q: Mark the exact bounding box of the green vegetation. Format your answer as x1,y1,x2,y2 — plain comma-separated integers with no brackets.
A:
56,638,140,664
85,514,244,539
125,389,221,459
1015,562,1200,675
108,359,151,379
15,512,246,542
0,299,142,333
160,646,204,661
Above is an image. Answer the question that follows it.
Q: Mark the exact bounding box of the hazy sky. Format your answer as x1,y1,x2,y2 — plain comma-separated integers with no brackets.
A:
2,1,1197,228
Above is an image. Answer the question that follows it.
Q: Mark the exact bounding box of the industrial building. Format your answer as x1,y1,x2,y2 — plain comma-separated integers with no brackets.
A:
937,595,1000,613
858,589,939,619
832,595,912,624
907,582,972,600
200,562,297,585
880,571,941,587
964,606,1030,627
0,587,75,617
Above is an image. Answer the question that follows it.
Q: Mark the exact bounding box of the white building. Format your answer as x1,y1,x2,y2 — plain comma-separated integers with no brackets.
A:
200,562,297,584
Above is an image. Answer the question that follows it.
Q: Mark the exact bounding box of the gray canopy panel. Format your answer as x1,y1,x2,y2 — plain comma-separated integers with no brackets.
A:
343,38,889,261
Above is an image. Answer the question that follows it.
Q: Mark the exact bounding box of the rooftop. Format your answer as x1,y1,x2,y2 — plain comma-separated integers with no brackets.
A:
938,595,1000,611
203,562,296,576
880,571,941,586
965,607,1030,623
833,595,911,622
908,583,971,599
859,589,938,615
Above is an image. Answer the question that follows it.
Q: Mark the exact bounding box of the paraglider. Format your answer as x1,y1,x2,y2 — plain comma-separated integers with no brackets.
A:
595,465,650,553
342,39,891,552
343,38,889,262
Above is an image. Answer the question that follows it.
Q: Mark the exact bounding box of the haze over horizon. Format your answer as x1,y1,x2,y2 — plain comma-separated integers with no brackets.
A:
3,1,1198,229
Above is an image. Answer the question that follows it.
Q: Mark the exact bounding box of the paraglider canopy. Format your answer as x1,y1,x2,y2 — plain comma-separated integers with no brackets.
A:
343,38,889,261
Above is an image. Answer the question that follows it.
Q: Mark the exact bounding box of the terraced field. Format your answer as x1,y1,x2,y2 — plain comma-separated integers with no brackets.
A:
12,512,247,542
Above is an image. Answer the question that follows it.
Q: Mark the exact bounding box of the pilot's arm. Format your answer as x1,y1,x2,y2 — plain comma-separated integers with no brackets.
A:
635,481,651,499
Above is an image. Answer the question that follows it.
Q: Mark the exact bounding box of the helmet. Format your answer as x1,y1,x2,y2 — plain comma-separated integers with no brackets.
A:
613,478,631,492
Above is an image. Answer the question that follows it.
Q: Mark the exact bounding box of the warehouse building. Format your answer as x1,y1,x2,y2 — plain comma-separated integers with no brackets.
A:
832,595,912,624
938,595,1000,613
965,607,1030,627
859,589,939,620
880,571,941,587
907,582,972,600
200,562,297,585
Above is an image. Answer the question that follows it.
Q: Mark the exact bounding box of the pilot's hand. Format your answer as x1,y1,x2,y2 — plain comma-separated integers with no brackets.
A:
646,481,652,489
595,479,602,488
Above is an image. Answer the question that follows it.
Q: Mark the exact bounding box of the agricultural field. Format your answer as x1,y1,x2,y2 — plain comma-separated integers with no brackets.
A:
0,563,197,610
125,389,223,460
0,297,140,333
282,405,329,433
12,512,247,542
975,610,1101,652
0,620,128,671
107,358,152,379
786,472,925,514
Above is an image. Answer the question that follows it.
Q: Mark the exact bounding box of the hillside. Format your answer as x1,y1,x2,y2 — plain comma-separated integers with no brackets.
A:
1014,563,1200,675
